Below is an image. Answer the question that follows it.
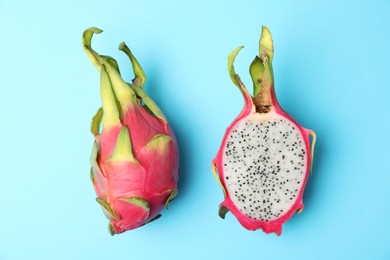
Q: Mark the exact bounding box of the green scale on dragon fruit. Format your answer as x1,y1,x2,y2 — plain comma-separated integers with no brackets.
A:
212,26,316,235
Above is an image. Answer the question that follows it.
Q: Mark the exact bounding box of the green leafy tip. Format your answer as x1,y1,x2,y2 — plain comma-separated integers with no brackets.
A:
82,27,103,71
108,223,115,236
91,107,103,136
259,26,274,62
252,25,275,99
219,206,229,219
119,42,146,88
308,130,317,173
165,190,177,209
228,46,244,87
90,167,94,183
90,141,103,177
83,28,123,75
211,161,226,197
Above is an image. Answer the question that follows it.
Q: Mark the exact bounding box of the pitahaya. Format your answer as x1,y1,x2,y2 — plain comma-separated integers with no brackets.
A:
212,26,316,235
83,27,179,235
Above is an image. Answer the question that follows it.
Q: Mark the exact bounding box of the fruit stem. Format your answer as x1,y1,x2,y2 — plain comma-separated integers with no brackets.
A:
251,26,275,113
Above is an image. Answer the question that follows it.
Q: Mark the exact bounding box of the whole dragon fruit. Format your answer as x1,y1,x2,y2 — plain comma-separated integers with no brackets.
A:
212,26,316,235
83,27,179,235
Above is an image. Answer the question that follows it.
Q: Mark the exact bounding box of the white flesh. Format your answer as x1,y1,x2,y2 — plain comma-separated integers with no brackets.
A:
222,112,307,221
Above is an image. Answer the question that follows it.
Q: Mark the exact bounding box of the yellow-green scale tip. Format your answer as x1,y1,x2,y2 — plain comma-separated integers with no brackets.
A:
259,26,274,62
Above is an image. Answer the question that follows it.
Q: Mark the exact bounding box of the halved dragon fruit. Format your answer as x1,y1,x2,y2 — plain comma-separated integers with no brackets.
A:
212,26,316,235
83,28,179,235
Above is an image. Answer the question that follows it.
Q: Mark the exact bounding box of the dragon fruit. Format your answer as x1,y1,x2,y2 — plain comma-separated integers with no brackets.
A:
82,27,179,235
212,26,316,235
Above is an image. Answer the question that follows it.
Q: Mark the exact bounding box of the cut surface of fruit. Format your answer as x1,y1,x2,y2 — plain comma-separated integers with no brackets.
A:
222,113,307,222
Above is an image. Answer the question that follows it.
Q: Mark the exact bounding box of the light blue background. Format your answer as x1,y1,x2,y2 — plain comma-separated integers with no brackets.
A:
1,0,389,259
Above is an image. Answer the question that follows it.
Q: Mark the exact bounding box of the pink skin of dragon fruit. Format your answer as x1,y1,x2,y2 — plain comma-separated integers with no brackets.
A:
212,26,316,235
83,28,179,235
